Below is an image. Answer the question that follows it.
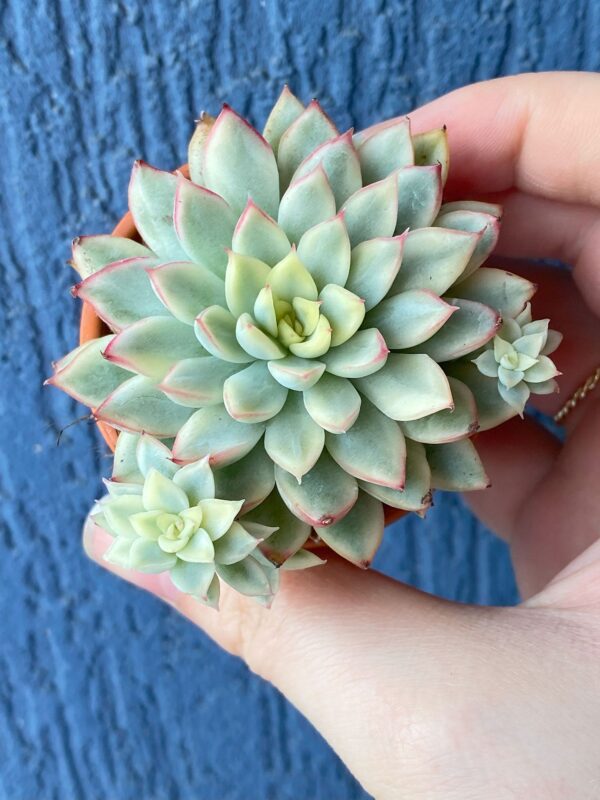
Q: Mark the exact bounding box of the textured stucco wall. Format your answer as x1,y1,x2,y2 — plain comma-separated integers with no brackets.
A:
1,1,598,798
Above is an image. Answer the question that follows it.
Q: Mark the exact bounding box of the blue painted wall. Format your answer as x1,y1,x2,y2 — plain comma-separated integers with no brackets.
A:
1,1,597,797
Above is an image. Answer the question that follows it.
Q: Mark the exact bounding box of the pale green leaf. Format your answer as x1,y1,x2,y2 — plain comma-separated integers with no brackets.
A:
96,375,193,437
275,451,358,527
322,328,389,378
303,373,361,433
355,354,452,421
173,176,237,279
265,391,325,479
128,161,187,260
223,361,288,423
148,259,226,323
173,405,265,466
231,200,291,265
315,491,384,568
326,398,406,488
202,105,280,217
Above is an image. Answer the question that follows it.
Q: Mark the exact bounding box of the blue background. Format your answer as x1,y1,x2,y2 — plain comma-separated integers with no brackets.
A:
1,1,598,797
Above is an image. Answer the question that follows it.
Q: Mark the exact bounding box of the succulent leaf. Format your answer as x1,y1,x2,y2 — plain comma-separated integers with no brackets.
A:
412,298,500,362
216,556,273,597
427,439,489,491
47,336,129,408
136,434,179,479
275,451,358,527
213,521,260,565
401,377,478,443
262,86,305,155
341,173,398,247
194,305,254,363
268,250,319,303
315,491,384,568
129,539,178,573
447,362,517,431
236,313,287,360
281,549,327,570
74,257,166,331
72,235,153,279
231,200,291,265
267,356,325,390
412,128,449,184
223,361,288,423
357,118,414,183
173,404,265,465
359,438,431,512
149,260,226,324
213,445,274,512
111,432,144,484
291,130,362,208
319,284,365,346
303,373,361,433
265,391,325,479
103,316,200,380
172,457,216,504
435,209,500,280
296,213,351,291
396,165,443,232
171,560,216,596
225,252,271,318
159,357,241,407
202,105,280,217
288,314,332,358
345,235,404,311
173,177,237,278
322,328,388,378
187,111,216,184
277,99,338,190
96,375,193,436
278,165,337,243
128,162,188,260
242,488,311,565
451,268,535,318
365,289,457,349
355,354,452,421
326,398,406,488
389,228,478,296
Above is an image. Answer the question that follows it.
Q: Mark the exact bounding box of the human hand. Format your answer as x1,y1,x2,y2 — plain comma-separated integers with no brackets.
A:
84,72,600,799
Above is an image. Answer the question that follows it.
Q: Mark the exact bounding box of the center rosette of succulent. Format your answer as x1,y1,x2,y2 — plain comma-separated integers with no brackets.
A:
155,507,204,553
218,248,364,362
244,261,336,359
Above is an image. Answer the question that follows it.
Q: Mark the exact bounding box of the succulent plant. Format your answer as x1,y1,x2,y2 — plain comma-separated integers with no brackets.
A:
472,303,561,415
49,86,562,572
93,433,323,607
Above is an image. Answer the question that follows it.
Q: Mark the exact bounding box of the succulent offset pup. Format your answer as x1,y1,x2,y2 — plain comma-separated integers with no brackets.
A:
94,433,322,605
49,86,561,604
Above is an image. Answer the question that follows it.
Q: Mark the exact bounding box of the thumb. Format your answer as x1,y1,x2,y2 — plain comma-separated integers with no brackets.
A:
83,517,470,797
83,517,600,799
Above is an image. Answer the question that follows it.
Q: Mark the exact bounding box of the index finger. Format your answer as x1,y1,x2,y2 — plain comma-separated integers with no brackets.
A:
403,71,600,206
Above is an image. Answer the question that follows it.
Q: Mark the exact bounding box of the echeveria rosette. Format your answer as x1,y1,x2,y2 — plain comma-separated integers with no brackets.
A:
49,86,561,569
472,303,562,416
93,433,324,607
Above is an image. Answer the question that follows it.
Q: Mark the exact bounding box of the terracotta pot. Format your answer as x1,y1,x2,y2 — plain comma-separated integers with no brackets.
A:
79,164,407,527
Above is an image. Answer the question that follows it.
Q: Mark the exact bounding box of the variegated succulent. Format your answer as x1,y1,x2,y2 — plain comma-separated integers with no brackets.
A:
49,86,562,576
94,432,323,606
